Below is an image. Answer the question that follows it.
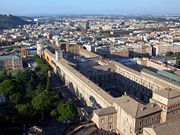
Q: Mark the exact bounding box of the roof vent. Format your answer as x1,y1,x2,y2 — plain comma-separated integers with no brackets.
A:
151,104,156,108
141,107,146,111
123,99,129,103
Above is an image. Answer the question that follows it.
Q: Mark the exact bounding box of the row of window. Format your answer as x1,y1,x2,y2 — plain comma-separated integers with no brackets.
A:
100,116,113,123
168,103,180,110
139,115,160,126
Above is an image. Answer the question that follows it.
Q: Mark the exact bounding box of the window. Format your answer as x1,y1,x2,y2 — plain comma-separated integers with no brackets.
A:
109,116,113,122
130,127,132,134
109,124,112,130
146,120,149,124
140,121,143,126
101,118,105,123
152,117,154,121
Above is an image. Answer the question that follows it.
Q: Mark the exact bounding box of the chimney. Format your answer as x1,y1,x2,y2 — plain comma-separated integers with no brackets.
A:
56,40,60,47
141,107,146,111
55,50,63,61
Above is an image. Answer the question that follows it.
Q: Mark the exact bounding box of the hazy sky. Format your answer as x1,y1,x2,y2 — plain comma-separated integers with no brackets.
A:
0,0,180,16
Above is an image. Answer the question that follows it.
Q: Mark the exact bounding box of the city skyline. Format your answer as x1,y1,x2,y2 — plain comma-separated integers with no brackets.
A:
0,0,180,16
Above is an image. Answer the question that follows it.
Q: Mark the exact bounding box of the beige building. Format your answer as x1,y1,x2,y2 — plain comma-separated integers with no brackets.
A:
42,42,180,135
137,58,174,71
0,55,23,70
154,44,180,56
92,107,117,134
113,95,161,135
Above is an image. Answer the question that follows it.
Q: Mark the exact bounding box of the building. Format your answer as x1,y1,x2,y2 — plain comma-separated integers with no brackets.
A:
0,55,23,70
113,95,161,135
42,43,180,135
153,44,180,56
20,48,37,58
92,107,117,134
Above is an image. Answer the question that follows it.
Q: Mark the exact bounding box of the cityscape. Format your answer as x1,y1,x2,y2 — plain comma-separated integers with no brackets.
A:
0,0,180,135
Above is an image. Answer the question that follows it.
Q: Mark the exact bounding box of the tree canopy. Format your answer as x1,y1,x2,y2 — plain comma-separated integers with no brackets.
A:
51,101,77,122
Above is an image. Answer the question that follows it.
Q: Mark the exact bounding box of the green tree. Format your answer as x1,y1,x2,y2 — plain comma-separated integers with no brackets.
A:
0,70,8,82
46,77,51,91
31,91,52,112
16,103,30,116
0,80,14,95
34,55,50,74
28,76,36,90
9,92,21,103
51,101,77,122
166,51,174,57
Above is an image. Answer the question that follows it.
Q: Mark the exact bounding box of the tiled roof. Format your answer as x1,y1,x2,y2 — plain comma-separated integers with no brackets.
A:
0,55,20,60
114,95,161,118
94,107,116,116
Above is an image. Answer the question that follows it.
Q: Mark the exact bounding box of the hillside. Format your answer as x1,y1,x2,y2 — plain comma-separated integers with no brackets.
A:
0,14,31,29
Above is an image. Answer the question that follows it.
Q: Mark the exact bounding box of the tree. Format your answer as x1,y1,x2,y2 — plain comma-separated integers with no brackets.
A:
32,91,53,121
51,101,77,122
45,77,51,91
166,51,174,57
9,92,21,103
29,76,36,89
16,103,30,116
143,53,150,58
0,80,14,95
31,91,52,112
34,55,50,74
0,70,8,82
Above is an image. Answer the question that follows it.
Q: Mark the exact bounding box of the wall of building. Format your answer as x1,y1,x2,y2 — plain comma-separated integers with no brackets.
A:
44,49,113,109
135,112,161,133
115,105,136,135
0,58,23,70
98,114,117,133
155,44,180,55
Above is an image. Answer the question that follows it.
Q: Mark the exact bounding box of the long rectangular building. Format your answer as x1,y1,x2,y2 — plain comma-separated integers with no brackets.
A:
42,44,177,135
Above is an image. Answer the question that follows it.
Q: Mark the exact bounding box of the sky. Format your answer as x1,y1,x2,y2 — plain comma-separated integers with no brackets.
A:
0,0,180,16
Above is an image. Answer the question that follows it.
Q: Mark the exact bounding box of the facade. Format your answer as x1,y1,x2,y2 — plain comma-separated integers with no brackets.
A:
0,55,23,70
42,43,180,135
92,107,117,134
37,43,43,57
137,58,173,71
154,44,180,56
113,95,161,135
21,48,37,58
129,45,152,57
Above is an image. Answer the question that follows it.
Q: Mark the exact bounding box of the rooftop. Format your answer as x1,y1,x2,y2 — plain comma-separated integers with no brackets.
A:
94,107,116,117
0,55,21,60
142,68,180,87
114,95,161,118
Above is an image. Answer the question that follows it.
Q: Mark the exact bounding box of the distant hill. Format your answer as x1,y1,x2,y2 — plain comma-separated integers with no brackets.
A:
0,14,32,29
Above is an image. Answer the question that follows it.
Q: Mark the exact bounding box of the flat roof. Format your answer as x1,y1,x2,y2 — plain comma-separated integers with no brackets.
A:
142,68,180,87
0,55,21,60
